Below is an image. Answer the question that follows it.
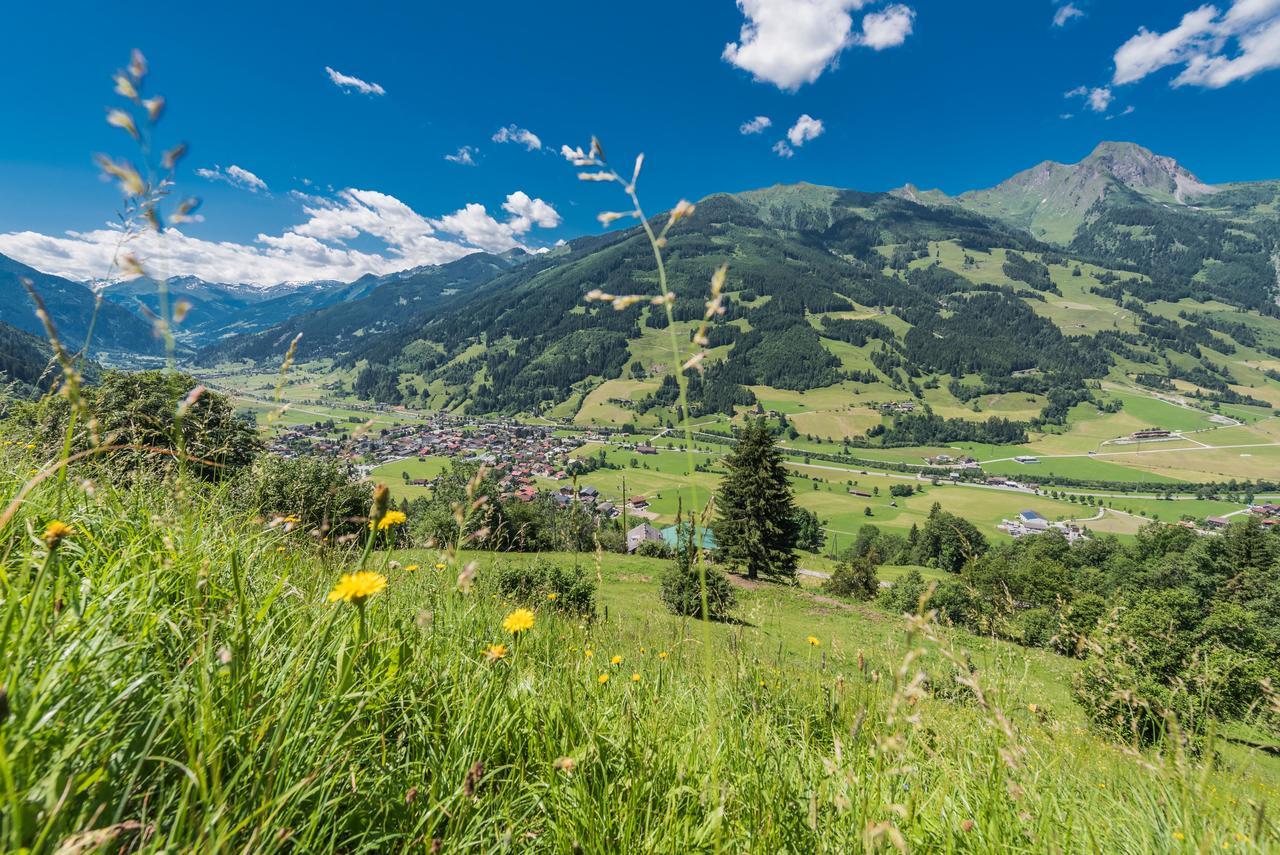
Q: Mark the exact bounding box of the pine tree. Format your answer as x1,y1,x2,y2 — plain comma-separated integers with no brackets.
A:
711,417,799,581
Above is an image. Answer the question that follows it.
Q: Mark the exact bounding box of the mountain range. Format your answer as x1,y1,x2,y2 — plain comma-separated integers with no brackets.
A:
3,142,1278,423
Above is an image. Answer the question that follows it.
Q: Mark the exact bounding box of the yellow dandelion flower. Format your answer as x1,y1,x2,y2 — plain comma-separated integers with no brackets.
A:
611,655,623,666
1173,832,1185,841
276,546,286,553
585,649,594,659
502,608,536,634
639,646,646,653
631,673,641,682
404,564,420,573
806,636,820,647
658,651,668,659
327,571,387,605
547,591,558,601
42,520,73,548
371,509,407,531
598,673,609,684
483,643,508,662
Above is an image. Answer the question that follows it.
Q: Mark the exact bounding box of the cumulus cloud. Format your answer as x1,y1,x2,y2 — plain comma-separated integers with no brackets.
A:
324,66,386,96
1065,84,1114,111
855,4,916,49
0,187,560,286
1112,0,1280,88
739,115,773,134
445,146,478,166
1053,3,1085,27
786,114,826,146
195,164,269,193
492,125,542,151
773,141,794,158
723,0,914,91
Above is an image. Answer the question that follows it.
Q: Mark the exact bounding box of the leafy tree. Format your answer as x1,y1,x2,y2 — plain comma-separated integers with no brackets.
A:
791,507,825,553
711,417,799,582
824,556,879,601
914,503,988,573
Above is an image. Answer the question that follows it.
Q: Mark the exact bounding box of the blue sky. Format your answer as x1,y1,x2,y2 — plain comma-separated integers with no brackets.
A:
1,0,1278,285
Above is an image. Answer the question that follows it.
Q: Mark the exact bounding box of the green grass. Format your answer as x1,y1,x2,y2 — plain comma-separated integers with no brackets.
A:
2,449,1279,852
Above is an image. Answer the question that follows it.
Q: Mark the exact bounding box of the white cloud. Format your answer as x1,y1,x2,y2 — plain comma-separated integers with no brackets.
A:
444,146,478,166
773,140,795,158
492,125,542,151
1053,3,1085,27
195,164,269,193
786,114,826,146
723,0,914,91
855,4,916,49
739,115,773,134
1112,1,1280,88
1065,84,1114,111
324,66,386,96
501,190,561,232
0,187,559,286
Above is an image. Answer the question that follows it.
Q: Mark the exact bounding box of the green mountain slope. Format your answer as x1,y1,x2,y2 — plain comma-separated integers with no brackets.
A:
0,253,160,355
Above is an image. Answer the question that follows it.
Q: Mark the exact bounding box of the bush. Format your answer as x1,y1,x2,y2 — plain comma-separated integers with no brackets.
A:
824,556,879,601
878,569,929,615
234,454,371,542
493,559,597,618
635,539,674,559
660,562,736,621
25,370,260,481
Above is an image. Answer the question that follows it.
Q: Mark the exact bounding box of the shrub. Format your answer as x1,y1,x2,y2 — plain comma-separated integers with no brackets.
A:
493,559,597,618
234,454,371,542
635,539,674,559
660,562,736,621
878,568,929,615
26,370,260,480
824,556,879,601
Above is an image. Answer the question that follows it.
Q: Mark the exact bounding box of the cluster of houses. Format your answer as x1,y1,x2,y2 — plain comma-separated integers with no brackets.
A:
998,510,1090,543
1204,504,1280,531
922,453,980,468
268,416,586,477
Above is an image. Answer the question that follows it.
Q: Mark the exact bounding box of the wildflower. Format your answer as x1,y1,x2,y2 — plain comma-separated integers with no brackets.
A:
502,608,535,634
404,564,420,573
1173,832,1185,841
435,562,447,570
276,546,286,553
327,571,388,605
658,651,668,659
585,649,594,659
553,756,577,775
598,673,609,684
373,509,407,531
611,655,623,666
631,673,641,682
43,520,73,548
639,646,646,653
483,644,508,662
807,636,821,647
546,591,558,601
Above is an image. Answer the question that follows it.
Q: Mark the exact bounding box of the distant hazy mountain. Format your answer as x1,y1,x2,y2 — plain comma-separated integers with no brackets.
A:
195,250,531,364
99,274,378,347
0,253,159,355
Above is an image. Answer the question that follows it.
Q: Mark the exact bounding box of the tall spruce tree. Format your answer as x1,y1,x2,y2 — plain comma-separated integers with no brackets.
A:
712,417,799,581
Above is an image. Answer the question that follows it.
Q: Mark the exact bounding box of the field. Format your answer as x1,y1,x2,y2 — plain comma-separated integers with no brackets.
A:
4,453,1277,852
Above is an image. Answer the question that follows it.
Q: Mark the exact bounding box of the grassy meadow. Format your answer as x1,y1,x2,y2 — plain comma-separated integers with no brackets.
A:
2,447,1278,852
